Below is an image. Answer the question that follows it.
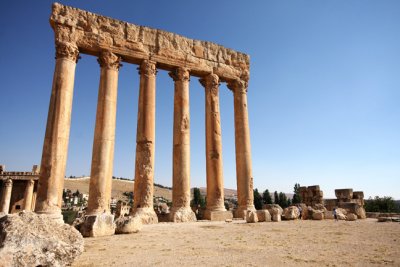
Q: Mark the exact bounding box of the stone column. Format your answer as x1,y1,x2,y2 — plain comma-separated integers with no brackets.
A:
200,74,233,221
168,67,196,222
227,79,255,218
81,51,121,237
0,178,13,214
132,60,158,224
23,179,35,211
35,42,79,220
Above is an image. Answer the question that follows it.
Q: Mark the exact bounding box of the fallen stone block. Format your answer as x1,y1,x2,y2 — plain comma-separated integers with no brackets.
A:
0,211,84,267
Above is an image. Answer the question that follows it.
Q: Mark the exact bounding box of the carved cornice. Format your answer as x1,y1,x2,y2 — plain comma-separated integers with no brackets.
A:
227,78,248,94
55,42,79,62
97,51,122,70
169,67,190,82
138,60,157,76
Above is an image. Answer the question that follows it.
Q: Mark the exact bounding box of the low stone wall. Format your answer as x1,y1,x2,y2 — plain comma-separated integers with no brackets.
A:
366,212,400,218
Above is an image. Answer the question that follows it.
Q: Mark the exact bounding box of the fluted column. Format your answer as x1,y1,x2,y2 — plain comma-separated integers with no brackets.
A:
87,51,121,216
132,60,158,224
0,178,13,214
200,74,232,221
227,79,255,218
23,179,35,211
35,42,79,218
169,67,196,222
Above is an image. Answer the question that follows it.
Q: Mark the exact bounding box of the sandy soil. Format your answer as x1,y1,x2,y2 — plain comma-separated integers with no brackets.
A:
73,218,400,267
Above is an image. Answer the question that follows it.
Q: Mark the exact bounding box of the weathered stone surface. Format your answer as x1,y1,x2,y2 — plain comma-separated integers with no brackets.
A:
269,207,282,222
355,206,366,219
299,185,324,206
203,210,233,221
0,212,83,267
336,208,347,220
79,214,115,237
169,207,197,223
200,73,228,216
246,211,258,223
264,204,283,215
283,206,300,220
346,213,358,221
50,3,249,81
299,203,309,219
256,210,271,222
312,211,324,220
228,79,255,218
335,189,353,201
324,210,334,219
115,216,142,234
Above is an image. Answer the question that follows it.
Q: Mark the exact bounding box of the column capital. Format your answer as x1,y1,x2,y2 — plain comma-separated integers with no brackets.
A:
199,73,220,93
55,42,80,62
169,67,190,82
27,179,35,187
97,51,122,70
4,178,12,187
227,78,248,94
138,60,157,76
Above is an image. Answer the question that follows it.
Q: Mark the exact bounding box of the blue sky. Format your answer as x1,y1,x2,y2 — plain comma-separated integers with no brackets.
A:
0,1,399,199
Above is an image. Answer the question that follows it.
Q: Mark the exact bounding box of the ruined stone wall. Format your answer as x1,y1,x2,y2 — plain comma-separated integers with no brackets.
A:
50,3,250,82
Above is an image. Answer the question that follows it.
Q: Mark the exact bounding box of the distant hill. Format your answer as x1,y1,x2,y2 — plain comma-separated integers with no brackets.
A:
64,177,296,203
64,177,172,202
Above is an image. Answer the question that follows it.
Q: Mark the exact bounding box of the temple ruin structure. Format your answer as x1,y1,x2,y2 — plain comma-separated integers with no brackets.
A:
34,3,255,236
0,165,39,214
299,185,324,207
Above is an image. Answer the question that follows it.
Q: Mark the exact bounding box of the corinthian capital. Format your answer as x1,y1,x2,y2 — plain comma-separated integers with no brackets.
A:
97,51,122,70
4,178,12,187
138,60,157,76
55,42,79,62
199,73,219,90
227,78,248,94
169,67,190,82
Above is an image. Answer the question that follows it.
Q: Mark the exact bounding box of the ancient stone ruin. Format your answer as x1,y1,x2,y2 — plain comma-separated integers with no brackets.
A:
0,165,39,214
298,185,324,207
325,188,366,219
33,3,255,237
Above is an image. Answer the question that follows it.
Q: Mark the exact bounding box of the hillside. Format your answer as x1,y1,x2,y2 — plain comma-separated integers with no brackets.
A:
64,177,172,202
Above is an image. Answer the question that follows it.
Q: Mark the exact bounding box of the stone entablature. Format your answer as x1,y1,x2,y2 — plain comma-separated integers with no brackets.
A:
50,3,250,83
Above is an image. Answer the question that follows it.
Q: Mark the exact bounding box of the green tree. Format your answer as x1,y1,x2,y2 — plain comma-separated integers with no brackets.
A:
253,189,263,210
278,192,288,208
191,188,206,208
262,189,273,204
365,196,399,213
274,191,279,204
292,183,301,204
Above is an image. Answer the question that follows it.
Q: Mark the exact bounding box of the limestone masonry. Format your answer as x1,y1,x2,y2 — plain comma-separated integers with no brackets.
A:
32,3,254,237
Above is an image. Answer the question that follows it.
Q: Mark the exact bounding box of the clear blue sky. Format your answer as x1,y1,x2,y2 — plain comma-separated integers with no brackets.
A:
1,1,399,199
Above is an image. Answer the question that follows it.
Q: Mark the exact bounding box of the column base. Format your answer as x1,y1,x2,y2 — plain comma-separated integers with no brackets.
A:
115,215,142,234
234,206,256,219
35,211,64,224
80,214,115,237
132,208,158,224
169,207,197,223
204,210,233,221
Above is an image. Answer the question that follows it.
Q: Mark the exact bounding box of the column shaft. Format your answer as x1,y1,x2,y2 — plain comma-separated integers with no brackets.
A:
87,51,121,215
228,79,255,218
200,74,226,211
23,179,35,211
35,42,79,216
0,179,13,214
133,60,158,224
169,68,196,222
